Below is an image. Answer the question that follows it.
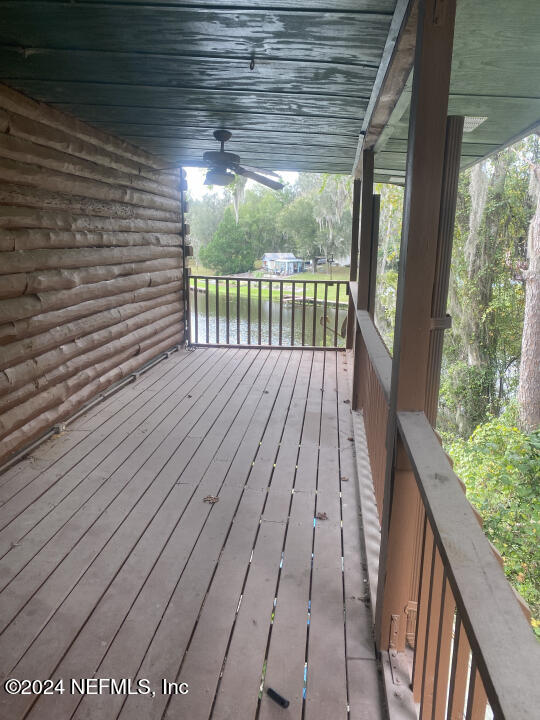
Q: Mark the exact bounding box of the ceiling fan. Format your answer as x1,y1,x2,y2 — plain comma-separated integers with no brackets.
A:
203,130,284,191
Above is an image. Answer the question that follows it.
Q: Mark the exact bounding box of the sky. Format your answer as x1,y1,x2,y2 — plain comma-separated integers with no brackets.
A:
184,166,299,200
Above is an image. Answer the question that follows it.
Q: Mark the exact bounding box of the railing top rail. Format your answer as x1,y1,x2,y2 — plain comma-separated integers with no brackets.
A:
397,410,540,720
190,275,347,285
349,281,392,401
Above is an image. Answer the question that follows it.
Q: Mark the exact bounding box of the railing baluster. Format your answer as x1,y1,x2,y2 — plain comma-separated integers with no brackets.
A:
302,281,306,346
279,281,283,345
193,276,198,343
215,277,220,344
291,282,295,346
312,281,317,346
225,278,230,344
323,282,328,347
268,280,272,346
445,612,462,720
237,278,240,344
419,535,437,720
432,570,448,720
247,279,251,345
205,277,209,343
469,667,488,720
258,280,262,345
464,658,477,720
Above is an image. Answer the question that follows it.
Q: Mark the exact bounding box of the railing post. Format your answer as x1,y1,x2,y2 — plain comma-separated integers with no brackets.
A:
375,0,458,653
346,178,361,348
352,150,374,409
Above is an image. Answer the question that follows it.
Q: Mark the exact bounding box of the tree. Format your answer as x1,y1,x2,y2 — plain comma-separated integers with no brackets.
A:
187,193,228,257
277,197,322,270
440,146,532,436
199,207,257,274
518,153,540,431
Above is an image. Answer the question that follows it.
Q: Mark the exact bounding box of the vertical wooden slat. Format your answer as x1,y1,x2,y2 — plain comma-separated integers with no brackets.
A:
419,535,438,719
291,282,295,346
447,622,472,720
279,281,283,345
464,658,477,720
323,282,328,347
193,276,198,344
446,612,462,720
312,281,317,346
258,280,262,345
413,516,430,700
215,277,220,344
433,575,455,720
247,279,251,345
225,278,230,344
302,281,307,346
268,280,272,345
469,668,488,720
205,277,210,343
236,279,240,344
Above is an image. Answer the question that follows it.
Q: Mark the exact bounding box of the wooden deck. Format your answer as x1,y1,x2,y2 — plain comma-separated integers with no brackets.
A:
0,347,383,720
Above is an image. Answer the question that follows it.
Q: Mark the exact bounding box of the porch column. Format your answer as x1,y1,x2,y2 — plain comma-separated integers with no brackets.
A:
368,194,381,319
352,150,374,408
375,0,458,651
425,115,464,425
346,178,362,348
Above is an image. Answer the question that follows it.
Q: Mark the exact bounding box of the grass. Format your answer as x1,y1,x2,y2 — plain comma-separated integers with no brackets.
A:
190,264,350,304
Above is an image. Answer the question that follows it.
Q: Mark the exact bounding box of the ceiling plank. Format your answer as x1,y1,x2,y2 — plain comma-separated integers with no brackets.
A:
0,46,378,98
0,3,392,67
46,104,363,136
5,79,368,120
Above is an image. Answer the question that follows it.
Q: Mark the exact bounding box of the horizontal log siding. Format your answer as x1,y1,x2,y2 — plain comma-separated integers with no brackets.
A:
0,83,187,464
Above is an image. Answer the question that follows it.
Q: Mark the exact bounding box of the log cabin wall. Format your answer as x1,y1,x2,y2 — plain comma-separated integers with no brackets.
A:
0,83,188,465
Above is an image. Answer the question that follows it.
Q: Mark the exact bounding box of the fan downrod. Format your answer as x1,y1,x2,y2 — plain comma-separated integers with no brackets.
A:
213,129,232,147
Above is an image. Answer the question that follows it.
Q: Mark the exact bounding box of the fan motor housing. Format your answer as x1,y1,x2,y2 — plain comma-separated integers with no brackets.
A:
203,150,240,167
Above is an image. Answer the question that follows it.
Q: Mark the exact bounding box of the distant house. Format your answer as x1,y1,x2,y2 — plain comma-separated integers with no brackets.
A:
261,252,305,275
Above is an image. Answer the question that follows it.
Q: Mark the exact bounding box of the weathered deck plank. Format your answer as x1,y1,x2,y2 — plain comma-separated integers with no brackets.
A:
0,348,381,720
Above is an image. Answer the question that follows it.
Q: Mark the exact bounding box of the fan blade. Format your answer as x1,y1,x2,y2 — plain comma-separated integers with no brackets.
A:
235,166,284,190
239,165,282,180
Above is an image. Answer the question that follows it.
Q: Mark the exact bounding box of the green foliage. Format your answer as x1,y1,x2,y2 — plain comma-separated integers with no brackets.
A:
447,414,540,634
186,193,228,255
199,207,257,274
277,197,322,266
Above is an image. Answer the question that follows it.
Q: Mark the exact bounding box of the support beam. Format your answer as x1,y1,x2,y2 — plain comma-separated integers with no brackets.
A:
425,116,464,425
346,178,361,349
357,149,374,311
353,0,417,177
368,194,381,319
375,0,458,651
352,149,374,409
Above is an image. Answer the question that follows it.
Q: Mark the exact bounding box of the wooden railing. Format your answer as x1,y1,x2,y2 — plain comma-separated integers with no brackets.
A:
188,275,348,349
350,294,540,720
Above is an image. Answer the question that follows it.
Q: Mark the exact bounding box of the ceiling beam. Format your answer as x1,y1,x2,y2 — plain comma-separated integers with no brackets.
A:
353,0,417,178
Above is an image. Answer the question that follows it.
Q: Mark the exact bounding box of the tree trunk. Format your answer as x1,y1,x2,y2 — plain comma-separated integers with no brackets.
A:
518,162,540,431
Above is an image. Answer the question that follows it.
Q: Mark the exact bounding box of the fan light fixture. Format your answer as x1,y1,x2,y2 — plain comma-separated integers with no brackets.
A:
204,167,235,186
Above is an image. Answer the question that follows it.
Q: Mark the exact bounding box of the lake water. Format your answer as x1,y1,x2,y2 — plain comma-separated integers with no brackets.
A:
189,289,347,347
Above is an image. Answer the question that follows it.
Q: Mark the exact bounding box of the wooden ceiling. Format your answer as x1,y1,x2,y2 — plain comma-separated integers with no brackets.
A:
0,0,539,180
0,0,396,175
